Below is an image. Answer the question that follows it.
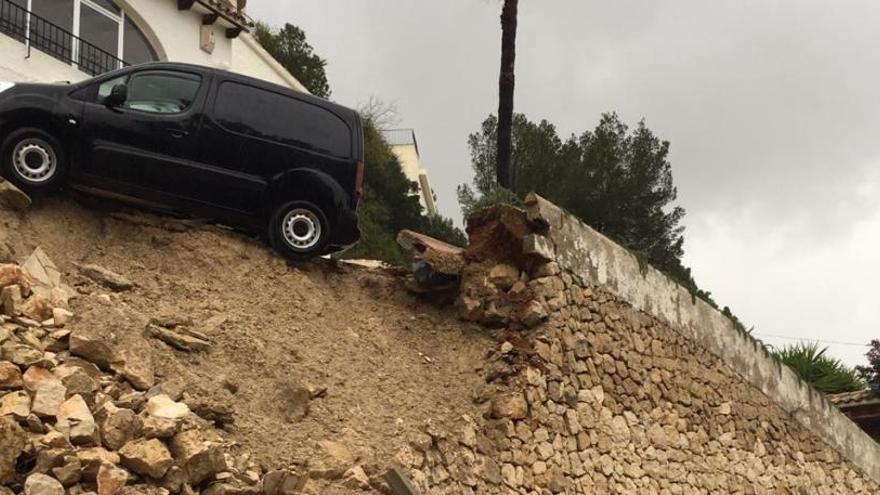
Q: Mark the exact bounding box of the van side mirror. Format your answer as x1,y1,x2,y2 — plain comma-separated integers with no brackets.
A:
104,83,128,107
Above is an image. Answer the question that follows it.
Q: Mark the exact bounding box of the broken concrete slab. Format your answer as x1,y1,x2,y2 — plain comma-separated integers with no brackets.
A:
397,230,466,291
22,247,61,289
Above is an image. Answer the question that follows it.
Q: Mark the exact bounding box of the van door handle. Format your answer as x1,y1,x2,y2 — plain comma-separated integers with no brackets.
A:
168,128,189,139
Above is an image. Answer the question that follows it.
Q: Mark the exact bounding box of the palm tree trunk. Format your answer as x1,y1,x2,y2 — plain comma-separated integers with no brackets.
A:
496,0,518,190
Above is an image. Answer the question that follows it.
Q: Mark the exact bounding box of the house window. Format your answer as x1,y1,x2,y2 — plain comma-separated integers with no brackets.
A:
123,15,157,65
31,0,74,30
28,0,158,70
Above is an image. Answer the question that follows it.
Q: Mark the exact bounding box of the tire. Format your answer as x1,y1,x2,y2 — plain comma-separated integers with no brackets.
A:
268,200,331,259
1,127,67,193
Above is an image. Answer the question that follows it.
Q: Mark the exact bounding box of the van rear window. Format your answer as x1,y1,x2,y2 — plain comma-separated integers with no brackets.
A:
213,81,351,158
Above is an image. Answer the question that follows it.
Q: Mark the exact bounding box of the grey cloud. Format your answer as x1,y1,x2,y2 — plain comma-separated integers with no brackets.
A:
249,0,880,365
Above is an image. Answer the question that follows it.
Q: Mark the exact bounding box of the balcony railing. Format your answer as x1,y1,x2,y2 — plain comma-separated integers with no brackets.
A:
0,0,127,76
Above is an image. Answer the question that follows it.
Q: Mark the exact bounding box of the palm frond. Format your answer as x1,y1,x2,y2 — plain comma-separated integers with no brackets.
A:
773,342,865,394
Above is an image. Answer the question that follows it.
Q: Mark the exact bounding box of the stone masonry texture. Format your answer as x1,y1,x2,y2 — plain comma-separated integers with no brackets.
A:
398,196,880,494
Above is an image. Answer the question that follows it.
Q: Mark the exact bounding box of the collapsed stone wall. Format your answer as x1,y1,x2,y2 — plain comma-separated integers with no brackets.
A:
398,196,880,494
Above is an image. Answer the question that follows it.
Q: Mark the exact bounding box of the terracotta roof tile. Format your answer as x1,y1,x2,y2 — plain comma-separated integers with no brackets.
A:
828,389,880,407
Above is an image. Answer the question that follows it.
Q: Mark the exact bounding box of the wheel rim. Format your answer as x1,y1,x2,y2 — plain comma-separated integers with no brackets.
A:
12,138,57,184
282,208,322,251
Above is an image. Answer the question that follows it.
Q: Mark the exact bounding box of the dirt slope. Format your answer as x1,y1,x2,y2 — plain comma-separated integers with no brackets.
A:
0,193,493,490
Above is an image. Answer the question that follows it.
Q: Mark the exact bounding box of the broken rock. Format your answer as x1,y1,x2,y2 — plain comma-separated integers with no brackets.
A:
117,349,155,391
0,390,31,418
97,463,130,495
23,367,68,418
145,394,190,420
77,447,121,479
51,456,82,486
188,400,234,428
169,429,227,484
51,308,73,327
119,438,174,479
141,414,179,440
21,295,53,322
2,341,44,366
488,264,520,291
56,371,99,407
0,180,31,211
69,332,120,370
0,416,28,483
0,285,22,316
491,392,529,420
261,470,308,495
56,394,99,446
0,360,22,389
519,300,549,328
144,324,210,353
310,440,354,480
341,466,371,490
100,404,143,450
79,264,134,291
0,264,31,295
24,473,65,495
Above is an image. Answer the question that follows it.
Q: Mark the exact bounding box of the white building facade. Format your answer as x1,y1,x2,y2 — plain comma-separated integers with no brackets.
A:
0,0,306,91
381,128,438,216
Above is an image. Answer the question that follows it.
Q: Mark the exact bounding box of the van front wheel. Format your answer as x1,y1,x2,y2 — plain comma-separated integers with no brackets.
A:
269,201,331,259
1,128,67,193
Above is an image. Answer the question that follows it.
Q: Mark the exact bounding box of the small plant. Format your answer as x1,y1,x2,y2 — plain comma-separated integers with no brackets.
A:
773,342,865,394
457,185,522,216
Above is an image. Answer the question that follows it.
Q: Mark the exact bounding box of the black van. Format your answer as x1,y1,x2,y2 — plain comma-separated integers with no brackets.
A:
0,62,364,258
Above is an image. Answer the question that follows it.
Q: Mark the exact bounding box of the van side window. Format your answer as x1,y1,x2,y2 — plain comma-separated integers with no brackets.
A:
124,71,202,114
213,81,351,158
98,75,127,102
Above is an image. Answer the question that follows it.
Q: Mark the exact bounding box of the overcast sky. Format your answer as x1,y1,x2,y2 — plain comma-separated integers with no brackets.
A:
250,1,880,367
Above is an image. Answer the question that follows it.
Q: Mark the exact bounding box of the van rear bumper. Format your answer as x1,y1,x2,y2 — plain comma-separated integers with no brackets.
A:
329,207,361,251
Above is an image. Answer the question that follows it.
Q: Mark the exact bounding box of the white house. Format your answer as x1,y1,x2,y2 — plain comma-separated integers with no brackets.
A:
0,0,306,91
381,128,438,216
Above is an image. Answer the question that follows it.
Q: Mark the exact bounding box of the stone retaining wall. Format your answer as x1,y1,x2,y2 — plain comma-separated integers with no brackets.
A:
400,195,880,494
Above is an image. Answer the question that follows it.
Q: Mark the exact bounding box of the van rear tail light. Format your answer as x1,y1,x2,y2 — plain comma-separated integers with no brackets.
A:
354,160,365,204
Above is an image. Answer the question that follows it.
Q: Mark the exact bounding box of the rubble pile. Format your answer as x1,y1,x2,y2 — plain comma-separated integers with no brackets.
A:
0,258,267,495
0,256,403,495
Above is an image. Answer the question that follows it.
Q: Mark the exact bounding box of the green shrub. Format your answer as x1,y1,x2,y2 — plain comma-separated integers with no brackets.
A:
773,342,865,394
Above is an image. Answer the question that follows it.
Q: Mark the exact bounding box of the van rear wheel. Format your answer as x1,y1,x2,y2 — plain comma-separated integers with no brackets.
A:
269,201,331,259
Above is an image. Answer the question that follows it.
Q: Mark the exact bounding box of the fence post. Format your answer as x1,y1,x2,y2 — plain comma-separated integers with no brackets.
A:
25,0,32,58
71,0,80,69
